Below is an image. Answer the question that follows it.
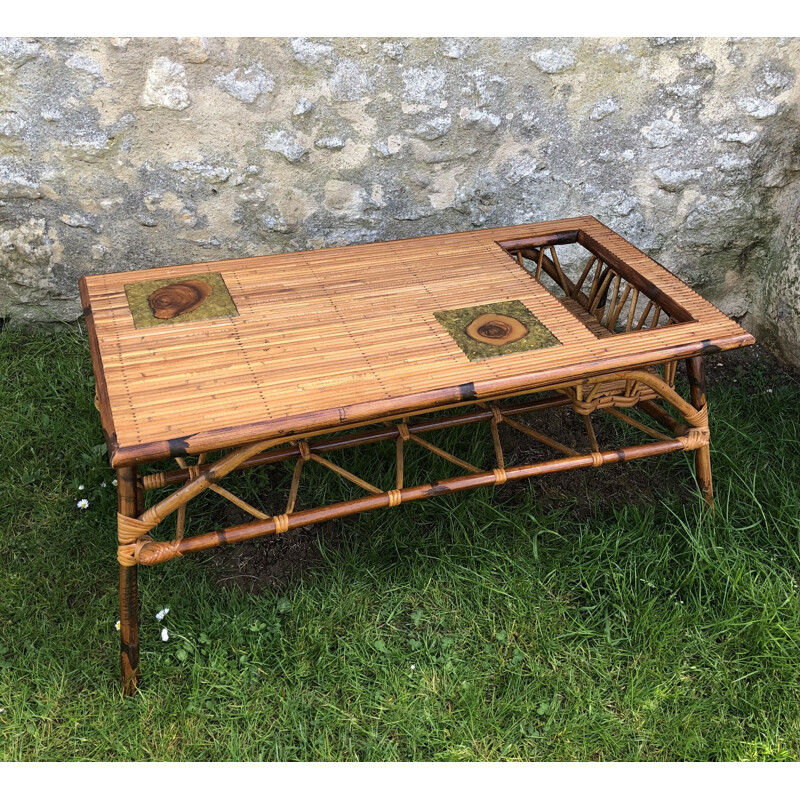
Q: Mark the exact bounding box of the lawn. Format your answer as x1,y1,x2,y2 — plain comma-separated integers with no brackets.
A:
0,327,798,761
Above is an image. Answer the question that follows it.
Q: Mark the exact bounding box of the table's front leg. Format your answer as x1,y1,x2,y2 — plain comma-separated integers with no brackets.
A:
686,356,713,508
117,465,140,695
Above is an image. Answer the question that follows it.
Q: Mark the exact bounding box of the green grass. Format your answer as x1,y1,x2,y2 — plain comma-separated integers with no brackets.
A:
0,327,798,761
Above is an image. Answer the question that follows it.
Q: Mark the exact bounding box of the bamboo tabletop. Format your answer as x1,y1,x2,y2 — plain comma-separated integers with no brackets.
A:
80,216,754,467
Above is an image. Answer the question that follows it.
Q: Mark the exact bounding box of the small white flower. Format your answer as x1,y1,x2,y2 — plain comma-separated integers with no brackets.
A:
410,664,415,670
115,620,121,631
767,388,773,393
155,607,170,621
112,479,118,486
161,627,169,642
100,481,107,488
77,499,89,510
78,485,85,491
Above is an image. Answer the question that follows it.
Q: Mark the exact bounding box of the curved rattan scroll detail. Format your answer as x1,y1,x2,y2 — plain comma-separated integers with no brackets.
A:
562,369,710,453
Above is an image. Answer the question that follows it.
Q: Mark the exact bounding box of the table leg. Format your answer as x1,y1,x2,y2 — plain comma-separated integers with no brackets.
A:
685,356,713,508
117,465,140,695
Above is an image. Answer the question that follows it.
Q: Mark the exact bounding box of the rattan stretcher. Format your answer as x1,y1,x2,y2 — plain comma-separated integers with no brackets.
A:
79,216,755,694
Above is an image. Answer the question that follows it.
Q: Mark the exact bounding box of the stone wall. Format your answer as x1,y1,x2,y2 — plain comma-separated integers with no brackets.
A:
1,37,799,363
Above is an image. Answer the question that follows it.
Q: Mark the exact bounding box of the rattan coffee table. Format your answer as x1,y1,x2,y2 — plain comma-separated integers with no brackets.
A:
79,216,754,693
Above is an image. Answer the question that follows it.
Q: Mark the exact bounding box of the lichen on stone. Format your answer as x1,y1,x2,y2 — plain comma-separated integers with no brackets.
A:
215,63,274,104
141,57,190,111
531,48,576,74
329,60,373,102
290,38,333,67
263,129,308,163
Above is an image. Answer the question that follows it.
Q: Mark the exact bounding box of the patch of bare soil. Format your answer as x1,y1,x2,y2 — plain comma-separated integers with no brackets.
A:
702,341,798,389
212,499,345,594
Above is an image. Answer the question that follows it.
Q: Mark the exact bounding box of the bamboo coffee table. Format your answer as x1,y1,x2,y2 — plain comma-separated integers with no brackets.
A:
79,216,754,693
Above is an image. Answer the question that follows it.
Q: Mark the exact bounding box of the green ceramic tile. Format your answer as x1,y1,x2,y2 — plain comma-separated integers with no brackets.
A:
434,299,561,361
124,272,238,329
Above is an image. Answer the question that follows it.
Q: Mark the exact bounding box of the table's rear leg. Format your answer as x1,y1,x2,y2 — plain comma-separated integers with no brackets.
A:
685,356,713,508
117,465,140,695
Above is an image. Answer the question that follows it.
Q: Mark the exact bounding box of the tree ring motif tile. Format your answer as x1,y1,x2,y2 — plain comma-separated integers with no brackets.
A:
465,313,529,346
435,300,561,360
124,272,238,329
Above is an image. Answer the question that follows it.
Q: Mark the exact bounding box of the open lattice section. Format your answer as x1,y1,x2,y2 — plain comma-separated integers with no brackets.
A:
499,230,695,337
